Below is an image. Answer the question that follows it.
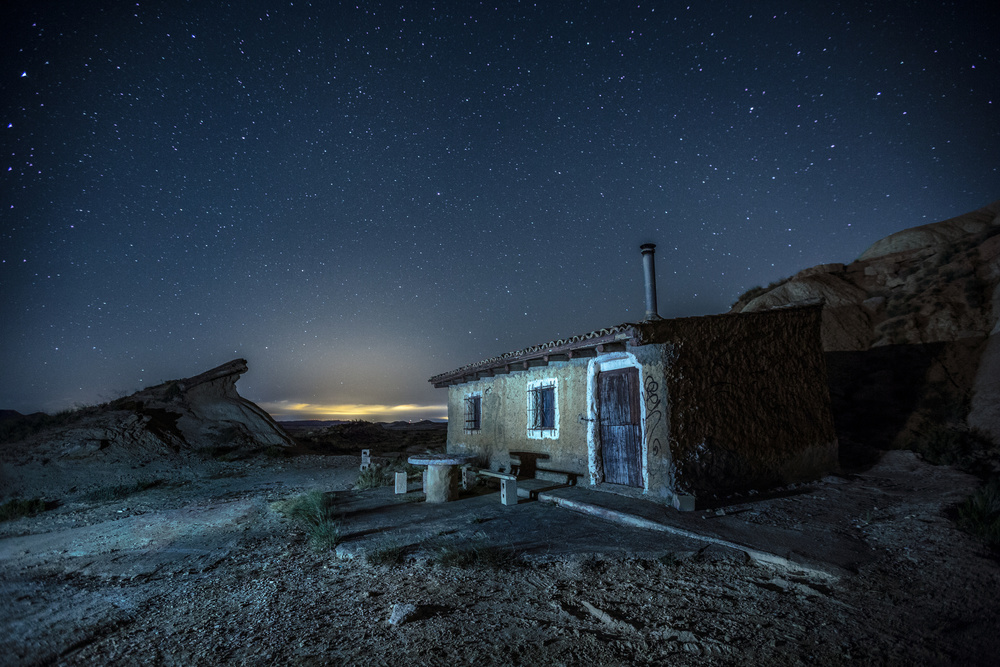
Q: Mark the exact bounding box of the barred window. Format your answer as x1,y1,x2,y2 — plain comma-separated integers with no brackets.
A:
464,394,481,432
527,380,557,435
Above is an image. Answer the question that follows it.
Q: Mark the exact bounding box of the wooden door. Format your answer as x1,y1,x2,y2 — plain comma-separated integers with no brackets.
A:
599,367,642,487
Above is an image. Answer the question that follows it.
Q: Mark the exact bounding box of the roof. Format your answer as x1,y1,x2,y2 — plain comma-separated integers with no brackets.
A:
428,323,638,387
428,305,825,388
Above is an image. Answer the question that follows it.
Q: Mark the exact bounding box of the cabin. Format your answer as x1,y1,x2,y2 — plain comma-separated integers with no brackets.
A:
429,245,838,508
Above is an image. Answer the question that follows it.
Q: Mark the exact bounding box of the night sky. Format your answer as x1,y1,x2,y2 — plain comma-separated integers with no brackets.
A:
2,2,998,421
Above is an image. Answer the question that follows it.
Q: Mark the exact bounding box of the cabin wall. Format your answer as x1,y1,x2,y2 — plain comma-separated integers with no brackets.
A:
446,345,677,502
648,307,838,496
446,361,591,477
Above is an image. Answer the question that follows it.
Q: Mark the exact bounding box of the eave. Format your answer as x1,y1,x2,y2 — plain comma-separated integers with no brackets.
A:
428,324,639,388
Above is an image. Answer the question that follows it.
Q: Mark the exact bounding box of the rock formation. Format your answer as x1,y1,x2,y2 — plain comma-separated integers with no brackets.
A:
0,359,293,498
124,358,293,451
730,200,1000,457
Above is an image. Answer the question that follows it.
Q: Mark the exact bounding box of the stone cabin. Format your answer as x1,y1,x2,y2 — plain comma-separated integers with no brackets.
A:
429,246,838,507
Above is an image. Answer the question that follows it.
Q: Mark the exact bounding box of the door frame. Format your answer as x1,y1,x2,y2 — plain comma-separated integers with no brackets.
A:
586,353,647,490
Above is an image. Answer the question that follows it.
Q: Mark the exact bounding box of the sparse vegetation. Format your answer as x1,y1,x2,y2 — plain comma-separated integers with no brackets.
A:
164,381,183,400
957,478,1000,546
355,459,422,490
0,497,47,521
264,445,292,458
731,277,789,309
433,538,521,569
366,538,406,566
0,405,102,443
308,519,344,552
658,552,684,567
275,491,342,552
356,463,392,489
85,479,165,503
913,425,997,471
290,420,447,456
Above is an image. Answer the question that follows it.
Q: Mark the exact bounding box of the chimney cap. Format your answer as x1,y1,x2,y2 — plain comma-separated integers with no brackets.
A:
639,243,656,252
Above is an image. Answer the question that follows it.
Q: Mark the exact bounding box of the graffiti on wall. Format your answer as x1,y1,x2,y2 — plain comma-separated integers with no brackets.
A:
643,374,664,460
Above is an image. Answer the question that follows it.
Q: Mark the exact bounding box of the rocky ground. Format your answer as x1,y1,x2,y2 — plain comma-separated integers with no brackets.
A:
1,447,999,666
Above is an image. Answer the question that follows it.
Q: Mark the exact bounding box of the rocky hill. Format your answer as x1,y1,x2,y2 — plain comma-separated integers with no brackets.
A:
0,359,293,498
730,200,1000,461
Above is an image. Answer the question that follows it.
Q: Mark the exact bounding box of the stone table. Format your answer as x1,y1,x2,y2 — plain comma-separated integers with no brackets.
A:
407,453,477,503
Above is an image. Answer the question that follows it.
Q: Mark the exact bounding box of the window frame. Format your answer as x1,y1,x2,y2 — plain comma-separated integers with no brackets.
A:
463,392,482,433
527,378,559,439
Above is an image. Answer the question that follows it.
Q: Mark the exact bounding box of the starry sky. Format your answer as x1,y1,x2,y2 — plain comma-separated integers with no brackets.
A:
2,1,998,421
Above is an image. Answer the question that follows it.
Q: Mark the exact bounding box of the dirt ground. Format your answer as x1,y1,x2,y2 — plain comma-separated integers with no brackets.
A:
2,450,999,666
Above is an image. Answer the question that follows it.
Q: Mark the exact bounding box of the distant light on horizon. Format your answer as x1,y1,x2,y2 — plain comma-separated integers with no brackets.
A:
261,400,448,422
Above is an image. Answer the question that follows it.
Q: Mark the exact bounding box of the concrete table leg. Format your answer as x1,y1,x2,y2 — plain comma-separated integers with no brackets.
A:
424,464,458,503
407,454,476,503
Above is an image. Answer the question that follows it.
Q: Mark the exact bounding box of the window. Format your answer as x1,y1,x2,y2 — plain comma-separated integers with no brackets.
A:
527,379,558,438
464,394,481,433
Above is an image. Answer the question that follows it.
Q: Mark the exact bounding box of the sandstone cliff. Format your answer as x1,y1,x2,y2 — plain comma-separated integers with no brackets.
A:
730,200,1000,458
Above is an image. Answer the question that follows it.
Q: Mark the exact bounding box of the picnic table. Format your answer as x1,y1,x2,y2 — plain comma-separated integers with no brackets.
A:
407,453,477,503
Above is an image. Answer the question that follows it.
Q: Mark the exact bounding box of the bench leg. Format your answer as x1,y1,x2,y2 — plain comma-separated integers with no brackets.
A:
462,467,477,491
500,479,518,506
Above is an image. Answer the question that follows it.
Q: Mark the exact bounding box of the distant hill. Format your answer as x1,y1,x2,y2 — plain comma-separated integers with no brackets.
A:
731,200,999,462
286,419,447,455
279,419,446,434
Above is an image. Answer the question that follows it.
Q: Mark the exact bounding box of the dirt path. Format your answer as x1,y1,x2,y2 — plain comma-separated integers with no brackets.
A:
2,453,999,665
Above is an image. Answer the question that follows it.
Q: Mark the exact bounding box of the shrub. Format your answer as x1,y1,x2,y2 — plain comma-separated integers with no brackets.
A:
366,539,406,566
355,463,392,489
658,552,684,568
0,406,99,443
355,459,419,490
308,519,343,552
0,497,47,521
264,445,292,458
164,381,183,400
957,478,1000,546
276,491,342,552
434,539,521,569
915,425,996,470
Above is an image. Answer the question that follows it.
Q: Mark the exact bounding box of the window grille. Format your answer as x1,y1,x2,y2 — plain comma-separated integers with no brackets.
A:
527,382,556,432
464,395,481,432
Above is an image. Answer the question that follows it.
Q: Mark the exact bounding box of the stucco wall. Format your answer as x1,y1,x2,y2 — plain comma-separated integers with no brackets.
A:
445,348,676,500
644,307,838,496
446,362,591,476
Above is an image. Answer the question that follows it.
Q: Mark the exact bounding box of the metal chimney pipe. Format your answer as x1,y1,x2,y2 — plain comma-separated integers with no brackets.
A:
640,243,661,321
